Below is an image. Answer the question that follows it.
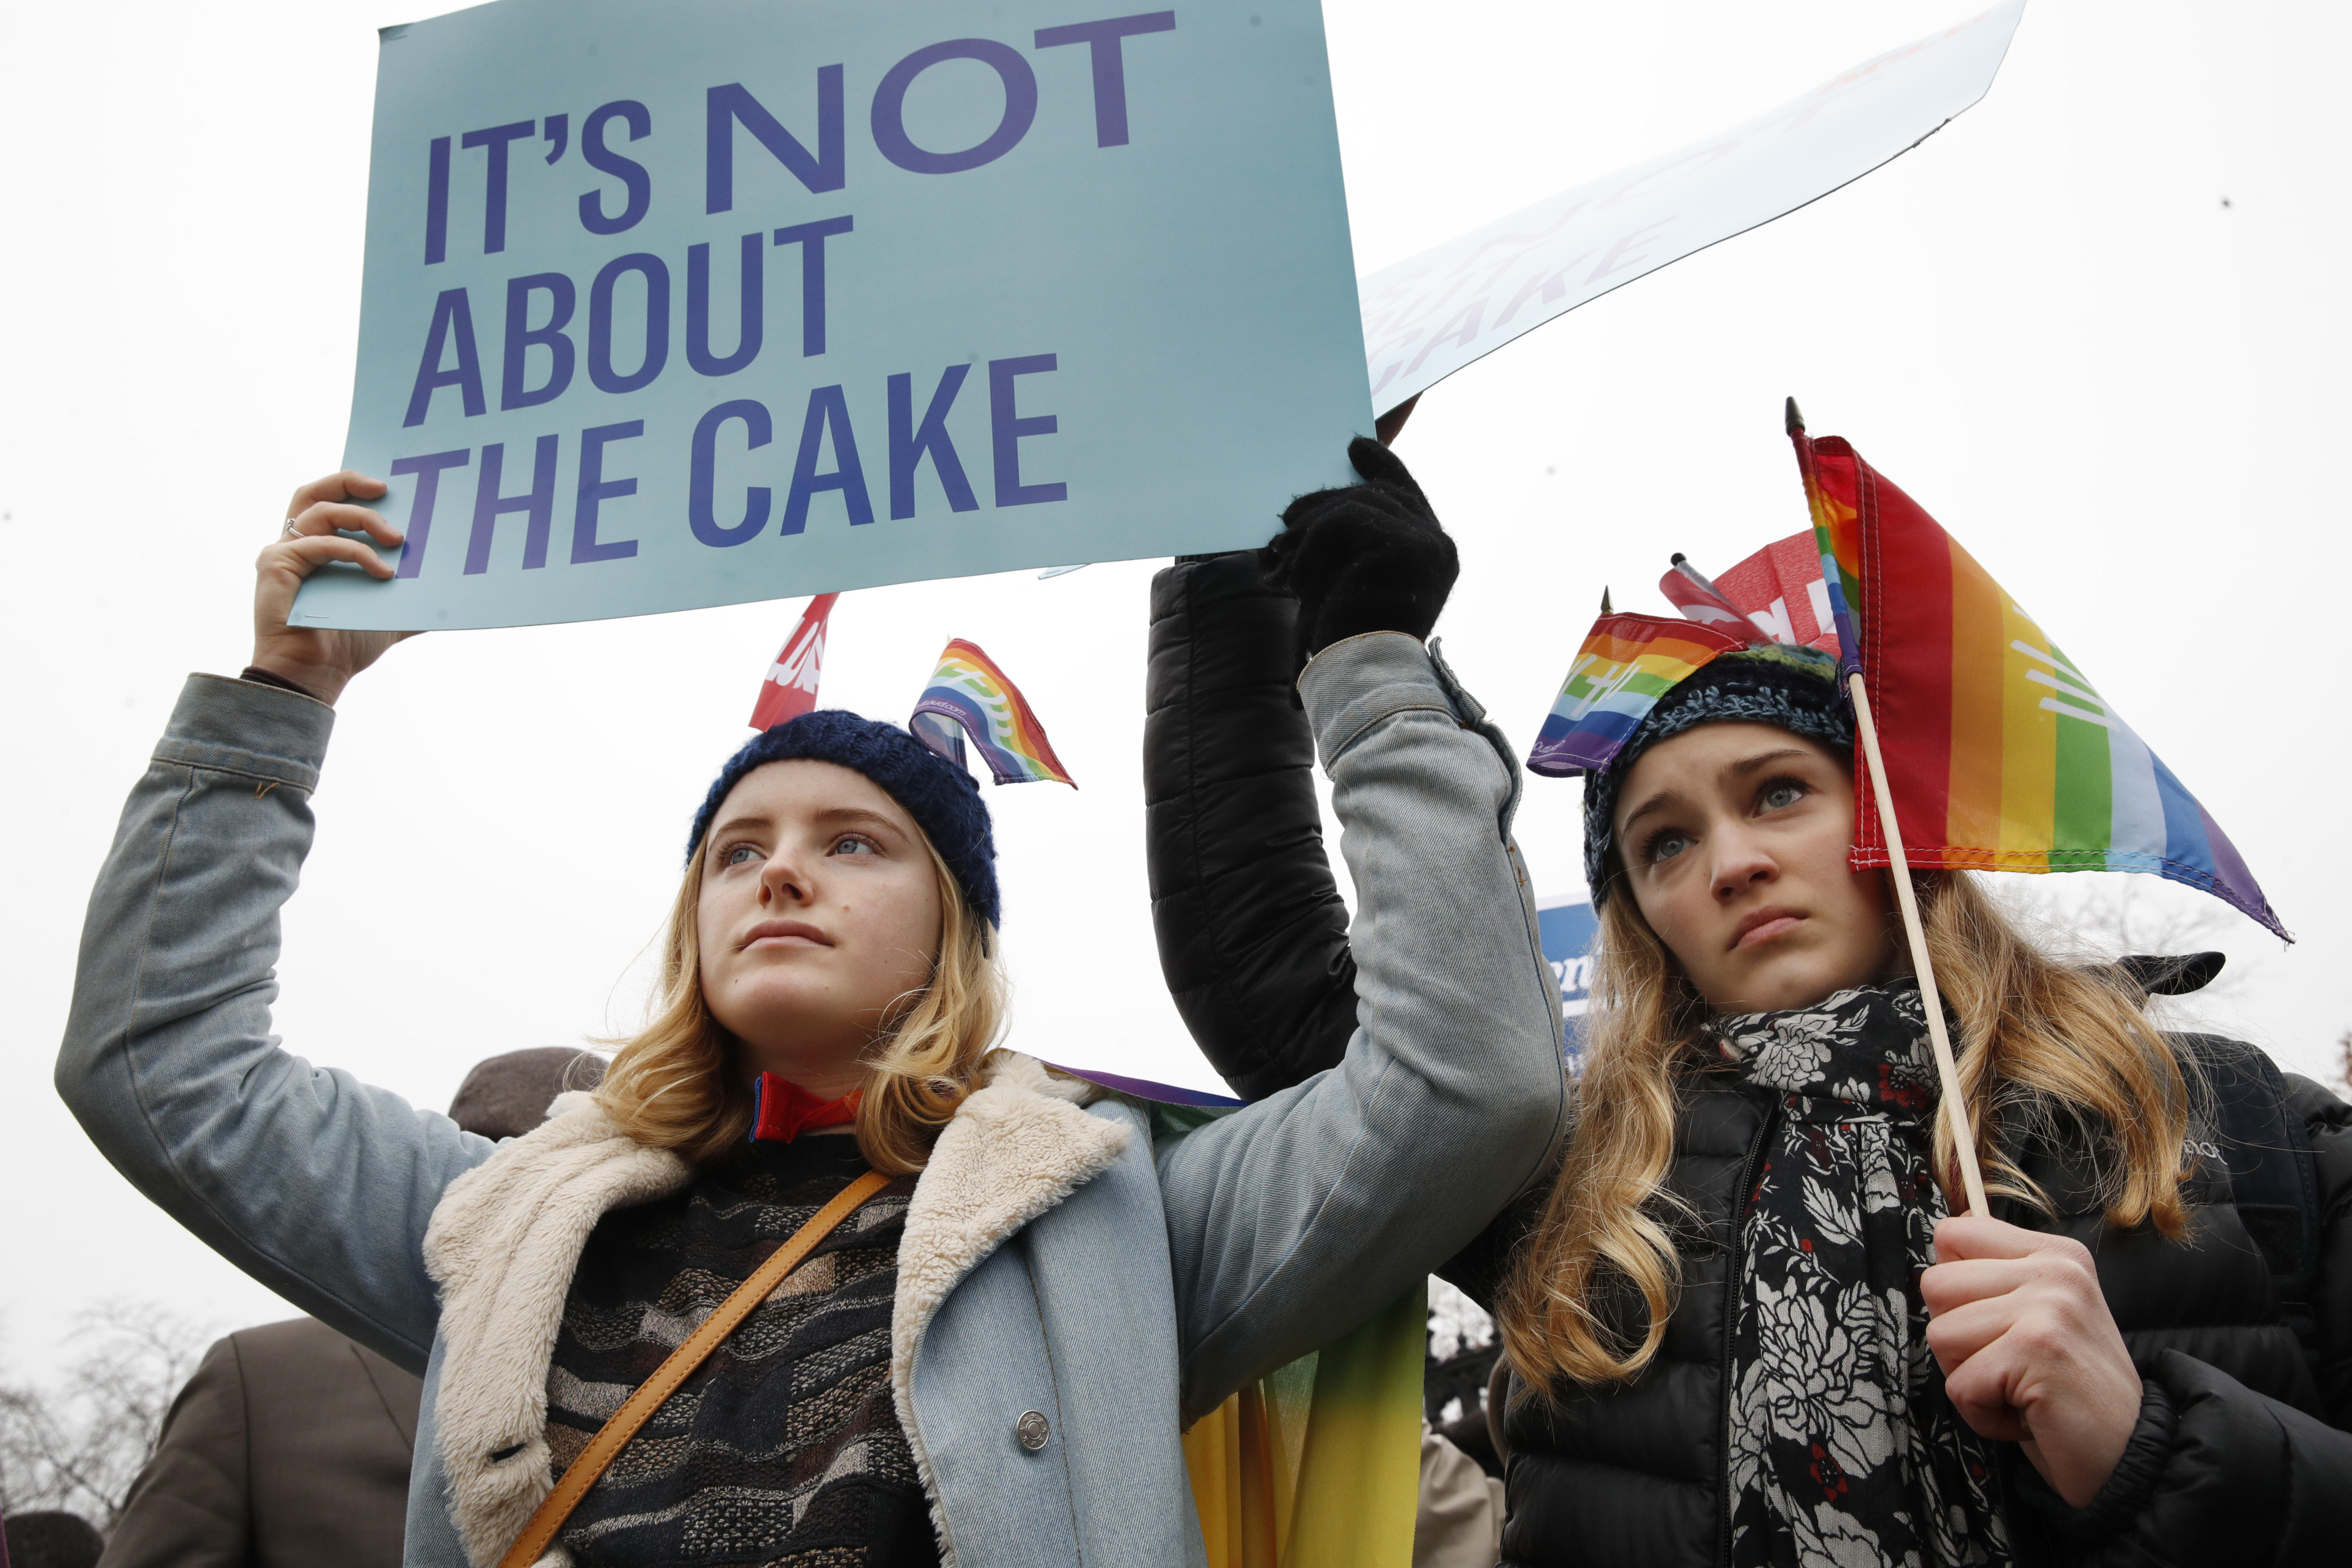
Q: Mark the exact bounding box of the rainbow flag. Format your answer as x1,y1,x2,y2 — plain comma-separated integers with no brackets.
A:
1045,1064,1245,1108
1789,401,1864,671
1788,421,2287,940
1182,1285,1425,1568
910,639,1077,787
1526,613,1749,777
1136,1096,1424,1568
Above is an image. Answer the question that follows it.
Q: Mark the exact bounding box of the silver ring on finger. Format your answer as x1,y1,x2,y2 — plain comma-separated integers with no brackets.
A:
282,517,302,538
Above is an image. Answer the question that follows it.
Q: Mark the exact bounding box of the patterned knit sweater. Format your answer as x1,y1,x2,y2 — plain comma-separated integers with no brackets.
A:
544,1129,939,1568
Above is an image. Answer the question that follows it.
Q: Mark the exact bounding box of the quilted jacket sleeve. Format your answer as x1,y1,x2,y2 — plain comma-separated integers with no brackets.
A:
2300,1072,2352,1429
2006,1074,2352,1565
1144,553,1361,1100
1154,633,1570,1421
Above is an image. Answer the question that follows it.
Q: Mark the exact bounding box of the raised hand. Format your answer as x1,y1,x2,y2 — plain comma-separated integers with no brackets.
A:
252,472,415,705
1260,436,1459,673
1923,1214,2143,1508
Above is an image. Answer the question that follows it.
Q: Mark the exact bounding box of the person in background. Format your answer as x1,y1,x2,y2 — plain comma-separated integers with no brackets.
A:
1,1514,102,1568
97,1051,600,1568
97,1320,417,1568
442,1048,605,1142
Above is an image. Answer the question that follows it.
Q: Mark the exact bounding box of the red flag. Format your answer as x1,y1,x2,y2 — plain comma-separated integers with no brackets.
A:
1713,531,1841,654
748,593,838,729
1659,534,1841,655
1656,557,1751,635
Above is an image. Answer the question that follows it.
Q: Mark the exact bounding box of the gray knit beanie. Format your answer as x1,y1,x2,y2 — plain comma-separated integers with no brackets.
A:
1582,645,1852,906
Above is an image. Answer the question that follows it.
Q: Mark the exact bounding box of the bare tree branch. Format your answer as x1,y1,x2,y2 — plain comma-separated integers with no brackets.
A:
0,1300,217,1530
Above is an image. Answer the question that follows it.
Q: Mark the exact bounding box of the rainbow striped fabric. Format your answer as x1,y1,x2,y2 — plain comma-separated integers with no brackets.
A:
1182,1284,1425,1568
909,639,1077,787
1526,613,1750,777
1073,1084,1418,1568
1790,429,1864,671
1789,425,2286,939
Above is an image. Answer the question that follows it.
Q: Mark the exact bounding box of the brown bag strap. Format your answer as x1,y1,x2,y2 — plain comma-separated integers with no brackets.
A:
494,1166,893,1568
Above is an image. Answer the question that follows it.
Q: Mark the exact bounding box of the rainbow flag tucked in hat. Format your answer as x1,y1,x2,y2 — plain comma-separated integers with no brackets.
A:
910,639,1077,787
1787,420,2287,940
1526,614,1749,778
1789,405,1864,671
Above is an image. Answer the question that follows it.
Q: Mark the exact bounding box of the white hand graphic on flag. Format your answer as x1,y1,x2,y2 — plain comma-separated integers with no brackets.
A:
748,593,840,730
772,625,825,694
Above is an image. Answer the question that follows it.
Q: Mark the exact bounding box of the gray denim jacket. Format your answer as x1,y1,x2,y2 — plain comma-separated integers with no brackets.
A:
58,631,1567,1567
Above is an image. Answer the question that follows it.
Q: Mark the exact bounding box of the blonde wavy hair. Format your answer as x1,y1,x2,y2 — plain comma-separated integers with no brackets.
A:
1499,868,2200,1392
592,831,1005,1176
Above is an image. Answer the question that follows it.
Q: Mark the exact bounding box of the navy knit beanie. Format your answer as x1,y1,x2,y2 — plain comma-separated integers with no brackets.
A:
686,709,1000,928
1583,645,1852,907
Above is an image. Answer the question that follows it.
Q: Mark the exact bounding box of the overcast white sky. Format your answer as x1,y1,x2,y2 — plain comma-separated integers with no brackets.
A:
5,0,2347,1361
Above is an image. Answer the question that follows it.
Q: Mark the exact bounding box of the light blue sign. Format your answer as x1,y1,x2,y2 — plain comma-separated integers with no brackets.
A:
295,0,1370,631
1537,895,1598,1068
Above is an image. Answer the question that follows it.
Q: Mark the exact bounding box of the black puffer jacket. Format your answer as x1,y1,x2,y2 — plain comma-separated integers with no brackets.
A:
1144,553,2352,1566
1145,550,1361,1101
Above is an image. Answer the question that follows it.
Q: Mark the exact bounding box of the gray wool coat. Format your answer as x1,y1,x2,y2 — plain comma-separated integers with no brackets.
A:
57,632,1569,1568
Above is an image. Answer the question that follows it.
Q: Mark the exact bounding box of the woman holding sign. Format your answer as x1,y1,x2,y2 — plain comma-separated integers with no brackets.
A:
1144,458,2352,1566
56,457,1566,1568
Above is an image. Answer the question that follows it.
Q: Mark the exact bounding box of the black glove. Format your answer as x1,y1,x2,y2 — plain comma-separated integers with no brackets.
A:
1260,437,1458,673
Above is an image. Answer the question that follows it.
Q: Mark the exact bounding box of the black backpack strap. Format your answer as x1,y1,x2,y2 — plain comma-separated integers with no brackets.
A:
2188,1035,2322,1335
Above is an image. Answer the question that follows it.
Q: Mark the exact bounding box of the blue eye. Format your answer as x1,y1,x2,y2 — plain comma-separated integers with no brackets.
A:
1647,831,1691,865
831,835,878,857
724,844,760,867
1759,779,1807,812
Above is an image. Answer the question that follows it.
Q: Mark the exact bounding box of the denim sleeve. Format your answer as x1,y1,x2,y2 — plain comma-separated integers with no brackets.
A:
56,675,492,1373
1154,633,1570,1420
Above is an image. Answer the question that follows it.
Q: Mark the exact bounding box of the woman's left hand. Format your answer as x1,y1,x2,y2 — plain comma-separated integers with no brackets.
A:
1922,1215,2142,1508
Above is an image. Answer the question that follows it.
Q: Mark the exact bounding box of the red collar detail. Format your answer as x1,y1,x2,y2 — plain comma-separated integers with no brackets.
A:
750,1074,863,1143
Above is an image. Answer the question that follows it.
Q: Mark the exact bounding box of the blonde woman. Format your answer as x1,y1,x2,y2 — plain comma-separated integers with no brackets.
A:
56,456,1567,1568
1145,556,2352,1567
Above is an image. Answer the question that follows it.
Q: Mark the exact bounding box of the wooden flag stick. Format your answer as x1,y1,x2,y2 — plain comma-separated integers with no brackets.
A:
1846,672,1991,1217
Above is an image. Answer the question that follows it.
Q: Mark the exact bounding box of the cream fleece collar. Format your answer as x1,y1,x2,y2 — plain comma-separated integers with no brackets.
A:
421,1051,1129,1568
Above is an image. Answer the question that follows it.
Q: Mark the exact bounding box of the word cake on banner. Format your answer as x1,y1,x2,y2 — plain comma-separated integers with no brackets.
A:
296,0,1369,631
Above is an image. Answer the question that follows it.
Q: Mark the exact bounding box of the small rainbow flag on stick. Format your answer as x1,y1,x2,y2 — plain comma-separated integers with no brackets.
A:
1526,613,1749,777
1788,410,2286,940
910,639,1077,787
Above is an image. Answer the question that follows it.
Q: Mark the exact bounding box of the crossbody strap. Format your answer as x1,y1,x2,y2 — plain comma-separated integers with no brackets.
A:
495,1166,894,1568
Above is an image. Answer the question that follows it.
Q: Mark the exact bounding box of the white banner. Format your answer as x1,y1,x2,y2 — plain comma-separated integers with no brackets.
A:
1358,1,2026,412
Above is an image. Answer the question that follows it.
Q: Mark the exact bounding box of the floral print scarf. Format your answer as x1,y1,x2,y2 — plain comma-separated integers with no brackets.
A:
1718,983,2010,1568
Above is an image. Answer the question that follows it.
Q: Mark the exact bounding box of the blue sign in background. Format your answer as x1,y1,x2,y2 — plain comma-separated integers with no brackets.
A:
1537,895,1598,1069
295,0,1370,631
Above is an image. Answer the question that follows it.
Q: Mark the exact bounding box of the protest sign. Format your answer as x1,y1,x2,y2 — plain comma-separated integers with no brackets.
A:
1537,894,1598,1067
295,0,1369,631
1358,0,2027,413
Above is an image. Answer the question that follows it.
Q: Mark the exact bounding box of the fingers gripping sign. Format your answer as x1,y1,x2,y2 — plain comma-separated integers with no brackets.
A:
1922,1215,2143,1508
253,471,418,705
